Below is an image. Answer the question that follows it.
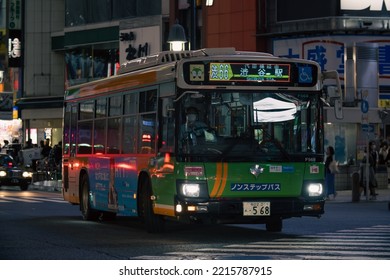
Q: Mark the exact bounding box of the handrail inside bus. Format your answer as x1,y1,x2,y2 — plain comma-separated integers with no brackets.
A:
174,91,200,102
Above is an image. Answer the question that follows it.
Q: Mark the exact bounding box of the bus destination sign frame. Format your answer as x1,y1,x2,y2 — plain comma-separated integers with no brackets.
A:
209,62,291,83
182,60,318,87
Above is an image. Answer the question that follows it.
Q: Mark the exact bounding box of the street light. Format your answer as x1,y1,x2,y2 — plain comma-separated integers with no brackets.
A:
206,0,214,6
167,20,187,51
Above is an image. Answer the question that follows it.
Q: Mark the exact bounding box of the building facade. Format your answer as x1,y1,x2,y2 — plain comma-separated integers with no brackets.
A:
2,0,171,149
2,0,390,173
263,0,390,165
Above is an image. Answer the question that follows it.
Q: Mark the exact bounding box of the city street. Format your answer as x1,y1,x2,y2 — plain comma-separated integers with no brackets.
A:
2,2,390,280
0,186,389,260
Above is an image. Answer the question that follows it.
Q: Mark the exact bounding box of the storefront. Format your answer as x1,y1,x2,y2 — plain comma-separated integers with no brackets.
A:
15,96,64,148
0,118,22,147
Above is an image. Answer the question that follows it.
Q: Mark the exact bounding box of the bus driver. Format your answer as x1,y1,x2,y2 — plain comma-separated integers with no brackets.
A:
180,107,212,147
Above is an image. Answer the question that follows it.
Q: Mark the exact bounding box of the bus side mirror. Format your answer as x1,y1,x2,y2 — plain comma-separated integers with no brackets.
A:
322,70,344,120
162,98,174,118
334,98,343,120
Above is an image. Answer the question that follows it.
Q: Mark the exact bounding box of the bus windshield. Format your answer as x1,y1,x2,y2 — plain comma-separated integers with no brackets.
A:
177,90,323,162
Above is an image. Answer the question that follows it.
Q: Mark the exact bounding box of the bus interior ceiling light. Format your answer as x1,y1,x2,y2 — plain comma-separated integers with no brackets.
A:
168,20,187,51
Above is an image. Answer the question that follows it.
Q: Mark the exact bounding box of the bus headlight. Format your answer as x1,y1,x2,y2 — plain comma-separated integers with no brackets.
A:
307,183,323,197
182,183,200,197
0,171,7,177
177,180,208,199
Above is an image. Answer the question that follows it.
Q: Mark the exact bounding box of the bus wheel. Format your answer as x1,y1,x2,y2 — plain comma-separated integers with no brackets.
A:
80,174,98,221
266,217,282,232
141,180,165,233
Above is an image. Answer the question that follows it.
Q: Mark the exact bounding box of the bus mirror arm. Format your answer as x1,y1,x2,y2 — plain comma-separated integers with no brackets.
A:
174,91,200,102
322,70,343,120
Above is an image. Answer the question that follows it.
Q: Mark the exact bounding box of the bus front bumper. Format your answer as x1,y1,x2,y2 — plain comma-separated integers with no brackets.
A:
174,197,325,223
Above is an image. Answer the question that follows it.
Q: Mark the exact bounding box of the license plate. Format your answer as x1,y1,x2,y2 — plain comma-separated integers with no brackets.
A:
243,201,271,216
11,179,19,183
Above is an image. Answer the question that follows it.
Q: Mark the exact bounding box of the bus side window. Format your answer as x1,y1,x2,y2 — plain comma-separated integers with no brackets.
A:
159,117,175,153
107,117,121,154
123,116,137,154
78,145,92,154
94,119,106,154
139,113,156,154
159,98,174,153
78,121,93,154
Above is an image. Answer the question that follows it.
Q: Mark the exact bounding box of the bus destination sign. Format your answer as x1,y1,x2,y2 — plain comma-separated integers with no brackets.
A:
209,62,291,83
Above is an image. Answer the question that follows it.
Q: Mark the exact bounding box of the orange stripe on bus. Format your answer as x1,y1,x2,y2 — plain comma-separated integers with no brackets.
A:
216,163,228,197
77,72,157,98
153,204,175,217
210,163,223,198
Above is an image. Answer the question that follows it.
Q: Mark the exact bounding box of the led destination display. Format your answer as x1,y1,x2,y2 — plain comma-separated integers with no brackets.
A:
182,60,317,87
209,62,291,83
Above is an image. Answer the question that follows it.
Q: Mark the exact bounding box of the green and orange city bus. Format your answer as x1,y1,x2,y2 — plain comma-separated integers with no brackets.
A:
62,48,342,232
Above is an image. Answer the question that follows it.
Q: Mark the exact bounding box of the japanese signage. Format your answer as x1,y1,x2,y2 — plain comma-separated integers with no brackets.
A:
273,35,390,79
340,0,390,15
7,0,22,68
119,26,161,64
8,30,22,67
272,35,390,105
8,0,22,29
209,62,291,83
183,61,317,87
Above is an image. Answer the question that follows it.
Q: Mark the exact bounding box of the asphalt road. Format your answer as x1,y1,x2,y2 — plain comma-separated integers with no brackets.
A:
0,187,389,260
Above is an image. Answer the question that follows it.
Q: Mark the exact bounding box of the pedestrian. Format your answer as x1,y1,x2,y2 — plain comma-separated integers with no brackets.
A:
378,141,390,183
361,142,378,200
24,138,33,149
378,141,389,164
41,139,52,158
325,146,337,200
370,141,378,172
53,141,62,166
2,140,9,151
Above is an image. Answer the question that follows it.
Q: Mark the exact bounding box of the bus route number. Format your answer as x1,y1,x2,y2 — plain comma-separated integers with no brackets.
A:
243,201,270,216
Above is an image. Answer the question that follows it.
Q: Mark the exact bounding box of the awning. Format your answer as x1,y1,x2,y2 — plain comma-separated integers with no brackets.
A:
15,96,64,110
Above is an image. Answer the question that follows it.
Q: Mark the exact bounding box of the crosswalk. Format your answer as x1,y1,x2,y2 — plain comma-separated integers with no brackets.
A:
134,225,390,260
0,195,67,204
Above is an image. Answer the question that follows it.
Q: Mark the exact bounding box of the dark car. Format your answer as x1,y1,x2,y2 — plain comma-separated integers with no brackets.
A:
0,153,33,191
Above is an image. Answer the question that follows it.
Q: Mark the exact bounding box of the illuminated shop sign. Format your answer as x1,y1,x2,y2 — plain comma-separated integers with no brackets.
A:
340,0,390,15
341,0,390,11
8,0,22,29
8,30,22,67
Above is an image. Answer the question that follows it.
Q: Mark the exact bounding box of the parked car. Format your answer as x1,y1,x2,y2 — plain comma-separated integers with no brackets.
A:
0,153,33,191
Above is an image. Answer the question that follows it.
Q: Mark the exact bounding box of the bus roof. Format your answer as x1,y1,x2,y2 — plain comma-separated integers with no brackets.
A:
117,48,275,75
65,48,322,101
